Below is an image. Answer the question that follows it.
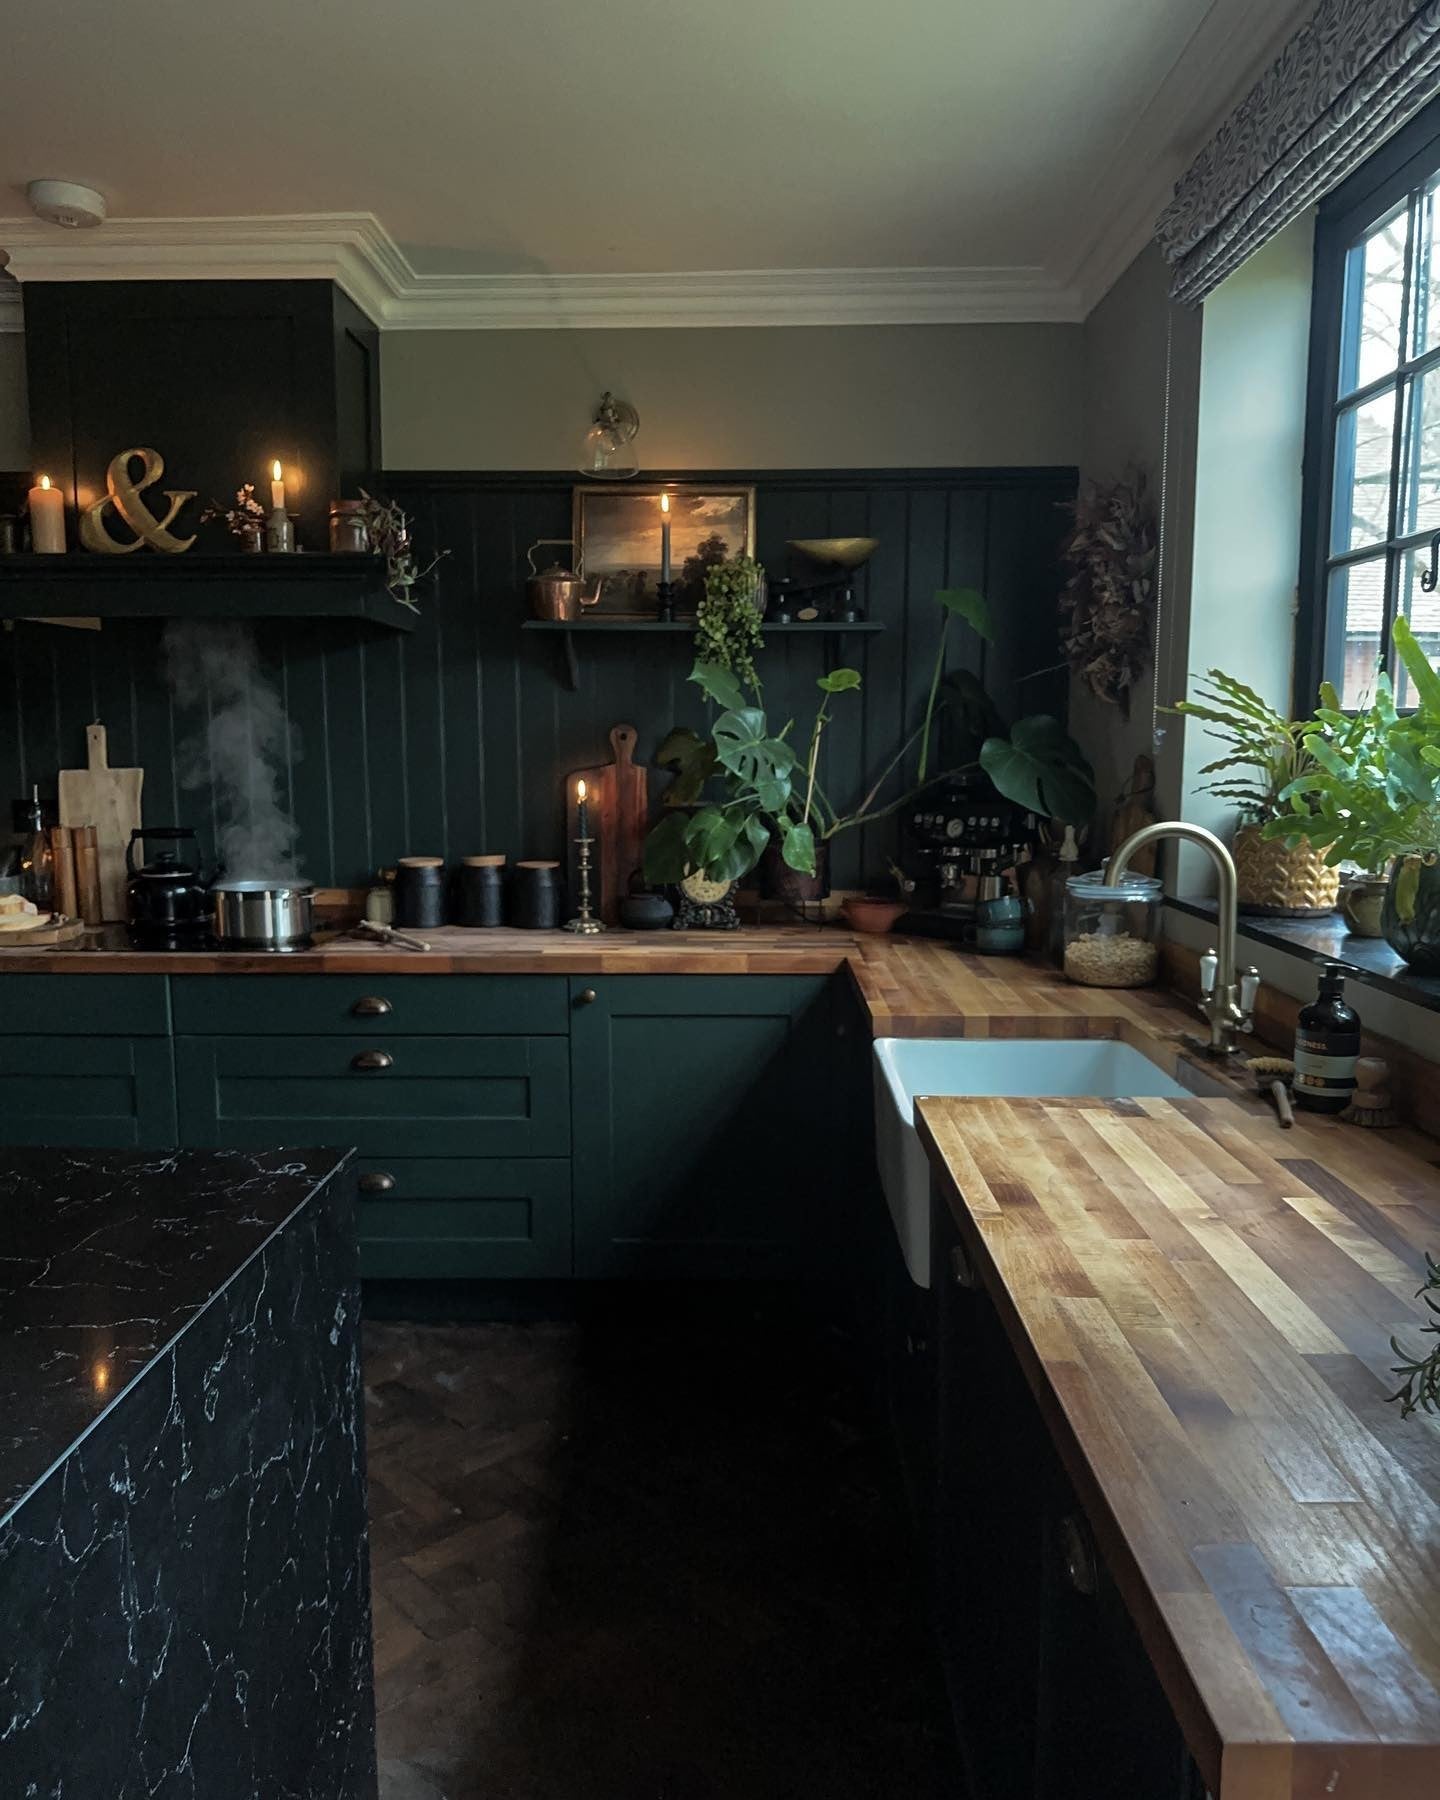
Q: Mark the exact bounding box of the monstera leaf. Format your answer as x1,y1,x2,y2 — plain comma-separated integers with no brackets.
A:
712,708,797,808
936,587,994,643
654,726,717,808
980,715,1095,824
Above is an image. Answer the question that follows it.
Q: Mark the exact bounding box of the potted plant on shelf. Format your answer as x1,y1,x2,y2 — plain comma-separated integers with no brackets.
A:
644,586,1095,908
694,555,766,686
1170,670,1339,916
1263,616,1440,971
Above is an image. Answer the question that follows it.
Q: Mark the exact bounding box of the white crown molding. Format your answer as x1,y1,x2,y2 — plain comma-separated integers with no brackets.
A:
0,212,1084,329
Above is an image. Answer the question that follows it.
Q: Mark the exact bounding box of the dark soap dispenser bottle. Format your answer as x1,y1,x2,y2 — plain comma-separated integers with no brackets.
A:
1293,961,1360,1113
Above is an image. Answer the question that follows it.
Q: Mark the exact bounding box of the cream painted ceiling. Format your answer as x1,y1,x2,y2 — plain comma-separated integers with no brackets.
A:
3,0,1309,295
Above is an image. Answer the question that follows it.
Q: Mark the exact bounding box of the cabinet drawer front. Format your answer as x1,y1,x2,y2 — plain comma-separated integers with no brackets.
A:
0,1037,176,1148
0,974,171,1035
171,975,567,1037
355,1157,571,1280
177,1036,569,1157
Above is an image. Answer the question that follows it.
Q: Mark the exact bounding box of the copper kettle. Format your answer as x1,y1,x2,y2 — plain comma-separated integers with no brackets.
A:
526,540,603,620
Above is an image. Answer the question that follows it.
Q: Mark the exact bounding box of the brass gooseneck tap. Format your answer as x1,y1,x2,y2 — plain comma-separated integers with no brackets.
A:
1105,820,1260,1057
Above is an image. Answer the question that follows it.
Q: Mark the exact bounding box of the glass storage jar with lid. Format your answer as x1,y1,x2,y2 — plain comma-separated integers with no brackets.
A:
1062,868,1163,988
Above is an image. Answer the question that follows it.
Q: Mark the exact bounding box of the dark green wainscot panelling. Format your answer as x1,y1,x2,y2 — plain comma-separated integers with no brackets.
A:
0,975,175,1148
568,974,840,1281
353,1157,572,1281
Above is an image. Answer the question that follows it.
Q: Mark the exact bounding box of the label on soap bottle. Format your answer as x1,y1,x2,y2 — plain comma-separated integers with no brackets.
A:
1293,1032,1359,1105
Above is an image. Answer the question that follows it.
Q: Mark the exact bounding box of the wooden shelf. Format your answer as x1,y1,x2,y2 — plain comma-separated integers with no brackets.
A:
522,616,885,688
0,554,416,632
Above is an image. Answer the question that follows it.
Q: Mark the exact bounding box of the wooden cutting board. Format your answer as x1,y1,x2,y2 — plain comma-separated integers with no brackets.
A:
0,915,87,946
58,723,143,923
568,724,650,924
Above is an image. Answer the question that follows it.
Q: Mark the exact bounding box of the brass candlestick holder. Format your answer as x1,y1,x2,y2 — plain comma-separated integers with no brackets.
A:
565,832,605,934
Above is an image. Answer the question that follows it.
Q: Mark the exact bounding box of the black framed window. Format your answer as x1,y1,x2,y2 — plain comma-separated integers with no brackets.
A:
1300,96,1440,710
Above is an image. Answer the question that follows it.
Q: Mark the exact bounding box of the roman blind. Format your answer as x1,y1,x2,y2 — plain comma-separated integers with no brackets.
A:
1158,0,1440,303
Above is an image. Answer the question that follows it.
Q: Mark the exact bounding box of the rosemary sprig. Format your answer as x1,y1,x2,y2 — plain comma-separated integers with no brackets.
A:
1388,1251,1440,1418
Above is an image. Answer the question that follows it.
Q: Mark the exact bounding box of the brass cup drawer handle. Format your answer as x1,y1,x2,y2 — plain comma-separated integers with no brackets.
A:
351,1050,394,1071
359,1171,396,1194
352,996,393,1017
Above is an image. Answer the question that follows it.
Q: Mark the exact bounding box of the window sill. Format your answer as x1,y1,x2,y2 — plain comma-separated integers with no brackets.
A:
1166,897,1440,1015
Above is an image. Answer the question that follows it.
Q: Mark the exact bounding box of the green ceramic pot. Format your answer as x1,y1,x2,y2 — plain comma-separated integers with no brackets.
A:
1340,874,1388,938
1381,855,1440,972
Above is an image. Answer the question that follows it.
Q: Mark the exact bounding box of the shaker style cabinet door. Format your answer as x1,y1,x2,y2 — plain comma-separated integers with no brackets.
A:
568,975,836,1280
0,1036,177,1148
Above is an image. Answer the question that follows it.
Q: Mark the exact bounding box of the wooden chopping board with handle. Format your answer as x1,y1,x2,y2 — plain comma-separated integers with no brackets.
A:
58,723,143,923
568,725,650,924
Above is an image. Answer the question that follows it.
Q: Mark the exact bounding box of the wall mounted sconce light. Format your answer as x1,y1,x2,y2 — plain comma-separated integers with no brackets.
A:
578,391,640,479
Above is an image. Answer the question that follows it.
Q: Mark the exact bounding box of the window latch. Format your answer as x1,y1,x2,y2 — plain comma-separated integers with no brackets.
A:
1422,532,1440,594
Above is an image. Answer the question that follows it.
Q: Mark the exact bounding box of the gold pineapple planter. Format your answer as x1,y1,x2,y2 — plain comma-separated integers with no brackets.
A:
1233,823,1339,917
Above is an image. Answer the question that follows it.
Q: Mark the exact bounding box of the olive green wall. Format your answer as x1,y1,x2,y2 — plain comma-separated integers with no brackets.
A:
379,323,1086,470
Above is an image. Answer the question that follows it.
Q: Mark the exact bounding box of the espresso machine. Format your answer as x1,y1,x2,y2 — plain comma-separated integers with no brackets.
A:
898,773,1036,950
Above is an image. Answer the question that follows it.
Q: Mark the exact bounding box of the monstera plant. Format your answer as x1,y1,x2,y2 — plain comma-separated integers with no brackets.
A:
645,585,1095,887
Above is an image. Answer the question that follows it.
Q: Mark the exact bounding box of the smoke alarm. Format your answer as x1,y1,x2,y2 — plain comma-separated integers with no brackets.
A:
27,180,107,229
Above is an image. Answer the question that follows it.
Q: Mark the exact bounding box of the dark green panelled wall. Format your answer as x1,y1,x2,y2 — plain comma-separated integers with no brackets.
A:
0,467,1073,890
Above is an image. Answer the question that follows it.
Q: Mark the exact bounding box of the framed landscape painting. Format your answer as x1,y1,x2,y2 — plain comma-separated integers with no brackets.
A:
572,484,756,615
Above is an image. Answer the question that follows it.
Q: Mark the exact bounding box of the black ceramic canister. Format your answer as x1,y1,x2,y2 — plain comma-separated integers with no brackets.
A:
456,854,507,927
393,856,447,930
512,860,562,930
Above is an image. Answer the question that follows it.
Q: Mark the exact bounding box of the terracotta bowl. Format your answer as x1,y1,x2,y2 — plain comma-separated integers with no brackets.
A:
842,896,907,935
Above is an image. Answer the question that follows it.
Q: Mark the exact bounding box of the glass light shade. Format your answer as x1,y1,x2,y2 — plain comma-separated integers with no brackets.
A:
578,421,639,479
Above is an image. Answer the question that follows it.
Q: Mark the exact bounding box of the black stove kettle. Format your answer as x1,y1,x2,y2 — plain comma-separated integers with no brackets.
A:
126,828,212,937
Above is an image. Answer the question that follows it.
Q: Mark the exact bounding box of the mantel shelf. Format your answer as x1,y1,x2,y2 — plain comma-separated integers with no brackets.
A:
521,616,885,688
0,554,416,632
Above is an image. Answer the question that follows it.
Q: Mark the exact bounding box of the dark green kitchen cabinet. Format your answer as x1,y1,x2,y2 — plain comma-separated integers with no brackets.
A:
354,1156,572,1280
171,973,567,1037
0,1035,176,1148
568,975,839,1280
175,1035,570,1157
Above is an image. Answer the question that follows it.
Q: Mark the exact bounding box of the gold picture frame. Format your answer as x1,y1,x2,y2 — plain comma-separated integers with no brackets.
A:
572,483,757,615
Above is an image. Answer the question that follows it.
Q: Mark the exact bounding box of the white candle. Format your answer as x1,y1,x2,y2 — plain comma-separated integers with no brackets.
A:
576,778,590,839
28,475,66,554
660,492,671,584
270,460,286,511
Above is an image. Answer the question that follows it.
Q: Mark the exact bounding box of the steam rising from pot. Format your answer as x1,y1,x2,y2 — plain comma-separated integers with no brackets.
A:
162,620,303,880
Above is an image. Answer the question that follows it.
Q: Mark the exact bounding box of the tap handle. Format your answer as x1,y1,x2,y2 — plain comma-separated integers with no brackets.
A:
1199,947,1218,998
1239,965,1260,1019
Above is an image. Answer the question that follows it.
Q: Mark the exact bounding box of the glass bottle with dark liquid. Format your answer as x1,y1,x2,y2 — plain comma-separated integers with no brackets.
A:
1293,961,1360,1113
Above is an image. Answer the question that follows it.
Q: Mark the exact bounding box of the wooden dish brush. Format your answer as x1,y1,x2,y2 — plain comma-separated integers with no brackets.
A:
1340,1057,1397,1128
1244,1056,1295,1129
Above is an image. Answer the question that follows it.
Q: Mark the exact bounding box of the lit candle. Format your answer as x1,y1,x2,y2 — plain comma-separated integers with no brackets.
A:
270,460,286,511
576,777,589,840
28,475,66,554
659,492,671,585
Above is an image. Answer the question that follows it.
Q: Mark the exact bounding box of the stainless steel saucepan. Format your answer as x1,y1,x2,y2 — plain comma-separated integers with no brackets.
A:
211,879,315,951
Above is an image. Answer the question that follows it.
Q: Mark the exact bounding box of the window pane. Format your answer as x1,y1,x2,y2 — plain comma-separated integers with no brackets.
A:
1340,208,1409,394
1413,178,1440,360
1402,362,1440,537
1330,387,1396,553
1395,547,1440,709
1328,558,1387,709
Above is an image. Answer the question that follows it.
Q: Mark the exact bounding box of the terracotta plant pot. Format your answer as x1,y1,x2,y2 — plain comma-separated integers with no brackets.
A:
1233,823,1339,917
842,896,907,935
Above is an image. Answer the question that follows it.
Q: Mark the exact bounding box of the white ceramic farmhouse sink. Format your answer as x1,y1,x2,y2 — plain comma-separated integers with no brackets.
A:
872,1038,1191,1288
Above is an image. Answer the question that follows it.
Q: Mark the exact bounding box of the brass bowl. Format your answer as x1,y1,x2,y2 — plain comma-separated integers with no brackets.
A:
787,536,880,570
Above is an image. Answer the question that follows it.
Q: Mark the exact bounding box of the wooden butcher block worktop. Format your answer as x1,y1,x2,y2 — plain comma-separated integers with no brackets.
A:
919,1093,1440,1800
0,923,1196,1042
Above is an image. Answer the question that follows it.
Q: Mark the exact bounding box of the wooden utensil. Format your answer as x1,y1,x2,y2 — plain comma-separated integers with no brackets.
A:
0,915,87,947
568,724,650,925
74,824,102,926
58,723,143,922
49,824,78,920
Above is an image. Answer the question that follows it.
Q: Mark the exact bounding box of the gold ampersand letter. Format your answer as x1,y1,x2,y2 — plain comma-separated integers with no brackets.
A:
80,447,197,554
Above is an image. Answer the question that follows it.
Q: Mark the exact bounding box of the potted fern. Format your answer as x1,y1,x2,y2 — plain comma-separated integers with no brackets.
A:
1171,671,1338,916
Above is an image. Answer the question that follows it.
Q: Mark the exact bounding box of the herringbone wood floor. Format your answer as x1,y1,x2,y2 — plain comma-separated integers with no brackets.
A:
365,1311,957,1800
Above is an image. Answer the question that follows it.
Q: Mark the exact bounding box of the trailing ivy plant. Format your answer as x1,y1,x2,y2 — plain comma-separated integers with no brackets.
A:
694,556,765,689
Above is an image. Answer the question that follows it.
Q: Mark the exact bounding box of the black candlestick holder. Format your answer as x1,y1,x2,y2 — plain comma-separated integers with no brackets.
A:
655,580,677,623
565,832,605,934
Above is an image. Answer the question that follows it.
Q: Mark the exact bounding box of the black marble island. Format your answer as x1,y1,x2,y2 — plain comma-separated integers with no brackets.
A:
0,1147,376,1799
